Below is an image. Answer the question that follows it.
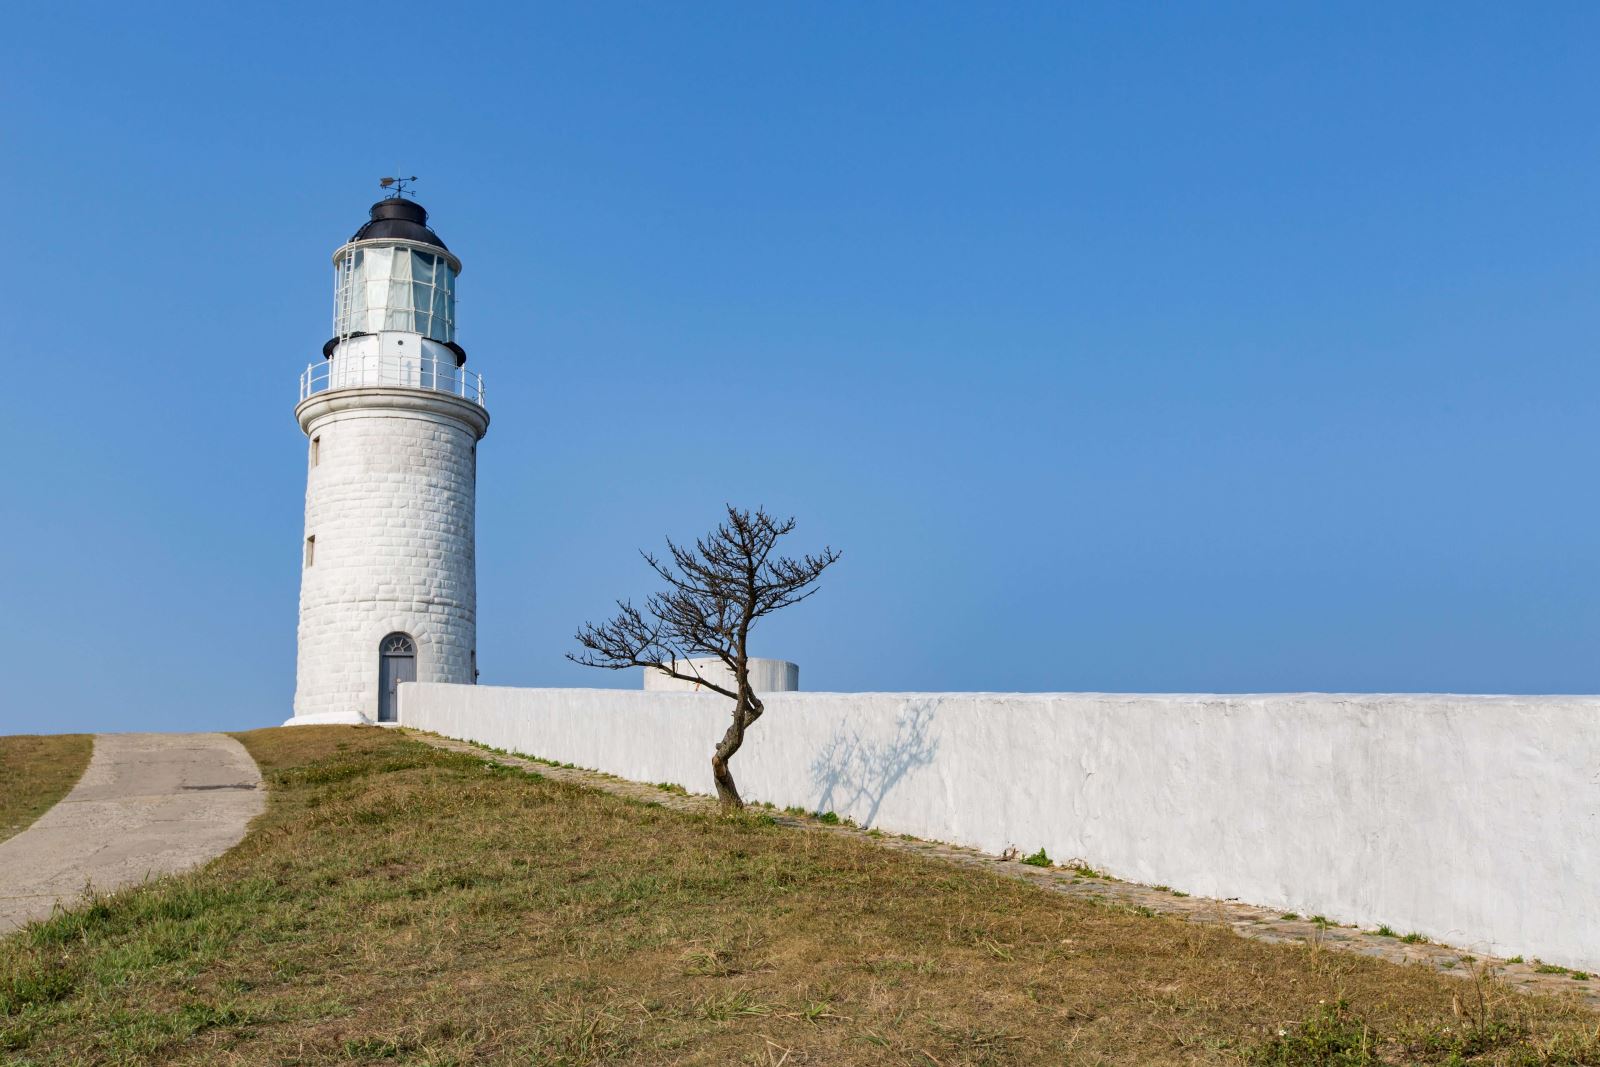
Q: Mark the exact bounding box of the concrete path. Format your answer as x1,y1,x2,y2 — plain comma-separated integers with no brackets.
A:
0,733,264,932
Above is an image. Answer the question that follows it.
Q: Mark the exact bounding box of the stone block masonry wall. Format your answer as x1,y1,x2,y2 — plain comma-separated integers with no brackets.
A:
292,402,478,722
400,684,1600,971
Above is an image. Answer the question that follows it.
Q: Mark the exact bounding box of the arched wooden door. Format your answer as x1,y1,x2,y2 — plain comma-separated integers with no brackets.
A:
377,632,417,723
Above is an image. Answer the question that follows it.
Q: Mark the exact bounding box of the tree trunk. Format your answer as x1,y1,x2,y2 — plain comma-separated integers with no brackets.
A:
711,714,745,811
710,749,742,810
710,693,764,812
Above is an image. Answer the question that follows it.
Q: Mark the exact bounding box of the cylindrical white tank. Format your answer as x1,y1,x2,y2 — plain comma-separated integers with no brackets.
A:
642,658,800,694
288,196,489,726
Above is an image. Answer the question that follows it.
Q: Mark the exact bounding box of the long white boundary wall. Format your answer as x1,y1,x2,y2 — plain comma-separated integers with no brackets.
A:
399,685,1600,970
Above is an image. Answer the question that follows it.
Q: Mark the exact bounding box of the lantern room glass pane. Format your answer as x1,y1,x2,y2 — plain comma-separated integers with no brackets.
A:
413,283,433,330
334,244,457,344
432,288,452,340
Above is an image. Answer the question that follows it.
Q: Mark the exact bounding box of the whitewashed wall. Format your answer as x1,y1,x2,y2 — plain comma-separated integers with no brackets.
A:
399,684,1600,971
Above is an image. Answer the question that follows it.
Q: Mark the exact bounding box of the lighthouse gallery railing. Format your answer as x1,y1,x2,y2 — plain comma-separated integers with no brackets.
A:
298,352,485,407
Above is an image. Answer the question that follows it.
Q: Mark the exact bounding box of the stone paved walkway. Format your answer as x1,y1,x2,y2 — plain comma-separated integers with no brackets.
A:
409,730,1600,1009
0,733,265,932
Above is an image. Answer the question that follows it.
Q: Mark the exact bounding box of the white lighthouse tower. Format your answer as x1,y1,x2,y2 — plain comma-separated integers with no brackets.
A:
287,193,489,726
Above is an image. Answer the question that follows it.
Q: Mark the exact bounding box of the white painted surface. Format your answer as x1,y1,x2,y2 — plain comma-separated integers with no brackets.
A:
400,684,1600,971
312,335,480,400
289,382,487,725
642,658,800,693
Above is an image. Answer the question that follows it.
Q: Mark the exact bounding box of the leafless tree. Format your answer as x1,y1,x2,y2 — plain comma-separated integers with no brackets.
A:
569,506,840,811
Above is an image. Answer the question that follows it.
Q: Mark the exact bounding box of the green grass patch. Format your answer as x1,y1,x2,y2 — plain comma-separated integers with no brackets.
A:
0,734,93,843
1246,1000,1377,1065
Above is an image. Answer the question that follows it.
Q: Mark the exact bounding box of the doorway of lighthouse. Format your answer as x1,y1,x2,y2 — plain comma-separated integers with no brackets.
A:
377,633,417,723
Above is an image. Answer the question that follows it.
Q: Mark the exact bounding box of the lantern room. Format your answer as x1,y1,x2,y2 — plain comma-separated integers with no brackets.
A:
311,197,478,401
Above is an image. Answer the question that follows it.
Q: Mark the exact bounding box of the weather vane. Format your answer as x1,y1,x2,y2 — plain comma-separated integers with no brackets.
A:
379,174,419,199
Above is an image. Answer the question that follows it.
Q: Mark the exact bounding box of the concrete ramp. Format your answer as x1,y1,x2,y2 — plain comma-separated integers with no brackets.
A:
0,733,264,932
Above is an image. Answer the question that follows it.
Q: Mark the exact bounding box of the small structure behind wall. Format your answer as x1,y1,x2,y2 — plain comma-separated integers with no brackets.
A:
643,658,799,694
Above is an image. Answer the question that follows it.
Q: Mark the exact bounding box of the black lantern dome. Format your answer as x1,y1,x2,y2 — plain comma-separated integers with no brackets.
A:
350,197,449,252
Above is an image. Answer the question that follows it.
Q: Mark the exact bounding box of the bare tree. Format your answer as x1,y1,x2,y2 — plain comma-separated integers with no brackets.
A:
569,506,840,811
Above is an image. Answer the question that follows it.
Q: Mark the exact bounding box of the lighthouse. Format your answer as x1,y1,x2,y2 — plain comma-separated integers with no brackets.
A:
288,193,489,726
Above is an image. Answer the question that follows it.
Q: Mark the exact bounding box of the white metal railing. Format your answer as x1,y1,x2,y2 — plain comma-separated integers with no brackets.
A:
298,352,485,407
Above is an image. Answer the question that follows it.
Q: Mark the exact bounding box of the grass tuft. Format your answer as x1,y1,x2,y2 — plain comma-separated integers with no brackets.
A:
1246,1000,1377,1065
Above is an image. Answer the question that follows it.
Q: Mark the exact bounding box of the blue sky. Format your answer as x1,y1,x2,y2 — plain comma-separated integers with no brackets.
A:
3,4,1598,733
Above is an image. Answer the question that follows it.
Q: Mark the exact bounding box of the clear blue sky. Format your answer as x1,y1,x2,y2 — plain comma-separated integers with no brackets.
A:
4,3,1598,733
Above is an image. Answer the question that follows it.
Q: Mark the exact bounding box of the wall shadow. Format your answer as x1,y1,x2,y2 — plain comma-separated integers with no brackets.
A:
808,699,939,828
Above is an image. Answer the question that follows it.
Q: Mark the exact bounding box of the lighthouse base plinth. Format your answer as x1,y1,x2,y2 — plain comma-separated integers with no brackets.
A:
281,709,383,727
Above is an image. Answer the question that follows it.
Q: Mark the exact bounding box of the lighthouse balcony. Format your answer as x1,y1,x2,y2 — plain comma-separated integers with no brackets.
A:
299,347,485,407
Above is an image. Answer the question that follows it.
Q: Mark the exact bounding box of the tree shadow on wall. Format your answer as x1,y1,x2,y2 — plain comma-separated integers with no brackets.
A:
809,699,939,828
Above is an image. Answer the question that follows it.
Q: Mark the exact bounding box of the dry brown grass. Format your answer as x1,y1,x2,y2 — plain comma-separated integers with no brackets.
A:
1,725,1595,1065
0,734,92,844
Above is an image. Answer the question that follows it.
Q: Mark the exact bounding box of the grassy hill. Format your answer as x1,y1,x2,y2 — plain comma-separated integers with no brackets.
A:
0,734,92,844
1,726,1595,1065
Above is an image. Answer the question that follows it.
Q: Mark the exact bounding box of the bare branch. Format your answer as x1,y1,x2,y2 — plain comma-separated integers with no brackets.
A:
569,505,840,809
